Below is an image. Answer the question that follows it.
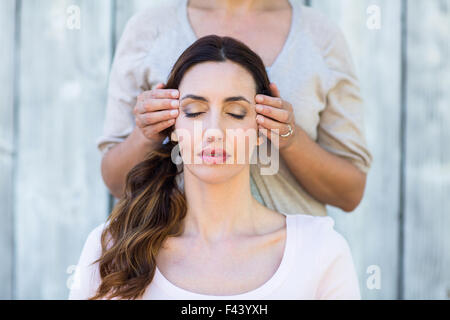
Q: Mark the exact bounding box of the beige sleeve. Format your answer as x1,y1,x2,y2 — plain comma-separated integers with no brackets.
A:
317,26,373,174
95,13,153,157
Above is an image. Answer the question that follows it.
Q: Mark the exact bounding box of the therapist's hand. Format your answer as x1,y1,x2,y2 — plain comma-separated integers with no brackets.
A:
255,83,296,151
133,83,180,145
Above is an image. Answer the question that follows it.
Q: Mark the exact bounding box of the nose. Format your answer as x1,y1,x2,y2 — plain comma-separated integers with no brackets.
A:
203,111,224,144
206,134,221,143
204,128,223,144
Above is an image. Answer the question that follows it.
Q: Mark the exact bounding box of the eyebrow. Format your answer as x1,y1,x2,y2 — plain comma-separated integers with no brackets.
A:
180,94,251,105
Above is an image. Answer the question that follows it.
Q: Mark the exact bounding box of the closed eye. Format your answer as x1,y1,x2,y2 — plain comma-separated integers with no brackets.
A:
229,113,245,119
185,112,245,119
184,112,204,118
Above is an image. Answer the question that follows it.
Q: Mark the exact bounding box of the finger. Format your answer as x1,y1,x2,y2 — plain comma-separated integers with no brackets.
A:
255,94,283,109
142,118,176,137
138,87,179,101
256,114,291,137
255,104,290,123
136,109,179,126
135,98,179,114
257,124,279,148
154,82,165,90
258,124,270,140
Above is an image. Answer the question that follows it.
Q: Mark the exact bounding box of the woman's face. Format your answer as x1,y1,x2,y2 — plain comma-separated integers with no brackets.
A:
173,60,261,184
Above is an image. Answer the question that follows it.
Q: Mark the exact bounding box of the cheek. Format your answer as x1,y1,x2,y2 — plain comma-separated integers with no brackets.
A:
173,121,194,154
228,128,259,161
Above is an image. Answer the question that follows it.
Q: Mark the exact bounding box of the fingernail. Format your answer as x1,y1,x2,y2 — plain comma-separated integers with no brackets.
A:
171,100,179,107
256,105,263,112
256,96,263,103
170,109,178,116
172,91,178,98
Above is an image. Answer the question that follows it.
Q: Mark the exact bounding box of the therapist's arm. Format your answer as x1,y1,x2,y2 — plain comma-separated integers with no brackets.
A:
279,126,367,212
277,25,370,212
101,127,159,199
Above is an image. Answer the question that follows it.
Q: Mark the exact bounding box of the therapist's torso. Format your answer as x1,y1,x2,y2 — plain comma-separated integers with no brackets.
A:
97,0,373,216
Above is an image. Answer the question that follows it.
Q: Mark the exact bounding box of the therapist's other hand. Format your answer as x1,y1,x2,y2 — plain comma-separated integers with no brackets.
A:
255,83,296,151
133,82,179,144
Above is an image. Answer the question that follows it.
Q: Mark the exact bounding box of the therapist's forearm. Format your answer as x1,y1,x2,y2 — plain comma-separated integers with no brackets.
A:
101,126,159,199
279,125,366,212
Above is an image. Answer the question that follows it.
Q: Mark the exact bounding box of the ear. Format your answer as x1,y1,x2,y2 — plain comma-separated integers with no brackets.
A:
171,131,178,142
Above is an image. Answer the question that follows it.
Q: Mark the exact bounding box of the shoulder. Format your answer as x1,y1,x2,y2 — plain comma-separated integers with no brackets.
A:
298,5,348,56
291,213,336,233
68,221,109,299
79,222,109,264
123,0,181,37
291,214,361,299
298,5,341,40
86,221,108,243
75,220,114,270
292,214,350,259
114,0,183,62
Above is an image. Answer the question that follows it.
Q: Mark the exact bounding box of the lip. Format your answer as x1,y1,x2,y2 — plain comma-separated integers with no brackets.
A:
200,148,228,157
197,148,231,164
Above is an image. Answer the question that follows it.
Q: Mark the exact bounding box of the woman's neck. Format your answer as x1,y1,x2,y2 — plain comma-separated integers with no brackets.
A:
181,167,264,243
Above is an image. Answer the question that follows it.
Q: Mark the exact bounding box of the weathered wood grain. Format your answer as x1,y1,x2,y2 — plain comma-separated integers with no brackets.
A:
404,0,450,299
0,0,17,300
309,0,403,299
14,0,112,299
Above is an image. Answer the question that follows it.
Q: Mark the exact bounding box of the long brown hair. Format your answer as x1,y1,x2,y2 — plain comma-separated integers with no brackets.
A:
89,35,273,300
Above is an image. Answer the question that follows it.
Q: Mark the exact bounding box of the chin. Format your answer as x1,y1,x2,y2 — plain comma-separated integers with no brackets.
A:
185,163,245,184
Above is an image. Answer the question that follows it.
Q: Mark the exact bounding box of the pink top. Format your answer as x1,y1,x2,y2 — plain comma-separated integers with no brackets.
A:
68,214,361,300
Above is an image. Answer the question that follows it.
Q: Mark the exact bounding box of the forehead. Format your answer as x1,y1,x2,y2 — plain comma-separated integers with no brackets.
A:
178,61,257,96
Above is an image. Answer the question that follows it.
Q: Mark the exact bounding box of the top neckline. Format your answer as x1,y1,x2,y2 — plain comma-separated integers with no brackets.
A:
178,0,300,73
153,214,296,299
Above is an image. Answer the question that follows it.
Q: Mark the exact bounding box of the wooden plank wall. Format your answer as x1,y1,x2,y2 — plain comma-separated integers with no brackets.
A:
404,0,450,299
0,0,17,299
0,0,448,299
13,0,111,299
309,0,402,299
